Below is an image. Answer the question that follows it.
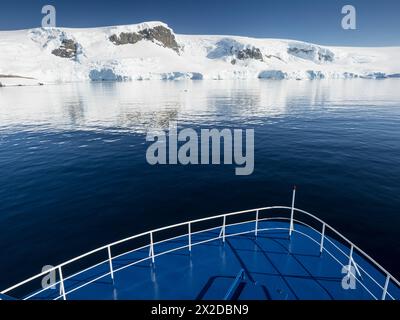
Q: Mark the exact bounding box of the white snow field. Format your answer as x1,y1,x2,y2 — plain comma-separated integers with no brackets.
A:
0,21,399,86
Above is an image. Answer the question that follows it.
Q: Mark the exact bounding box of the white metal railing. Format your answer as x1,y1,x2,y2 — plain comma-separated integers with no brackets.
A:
1,188,399,301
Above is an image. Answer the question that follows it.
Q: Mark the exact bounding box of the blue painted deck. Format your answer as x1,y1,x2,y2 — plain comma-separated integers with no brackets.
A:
28,221,400,300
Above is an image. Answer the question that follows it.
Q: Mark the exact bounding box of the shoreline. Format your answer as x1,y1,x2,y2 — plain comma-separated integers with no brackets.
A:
1,76,400,88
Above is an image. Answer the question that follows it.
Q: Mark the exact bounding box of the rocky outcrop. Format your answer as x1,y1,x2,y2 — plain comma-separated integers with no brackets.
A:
109,32,142,45
318,51,334,62
52,39,78,59
140,26,180,52
288,43,334,63
343,72,359,78
109,26,180,53
0,74,42,86
236,47,263,61
207,39,264,62
288,47,313,56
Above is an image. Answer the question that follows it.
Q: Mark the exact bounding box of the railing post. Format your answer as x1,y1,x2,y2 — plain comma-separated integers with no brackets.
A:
289,186,296,237
149,232,155,264
382,274,390,300
58,266,66,301
188,222,192,252
255,210,259,237
347,246,362,279
222,215,226,242
107,245,114,282
320,223,326,254
348,244,354,267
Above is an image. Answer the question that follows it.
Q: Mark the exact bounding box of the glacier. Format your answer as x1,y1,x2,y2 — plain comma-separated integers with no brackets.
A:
0,21,399,86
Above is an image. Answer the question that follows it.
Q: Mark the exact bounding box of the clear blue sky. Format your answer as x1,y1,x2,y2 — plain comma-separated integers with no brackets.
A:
0,0,399,46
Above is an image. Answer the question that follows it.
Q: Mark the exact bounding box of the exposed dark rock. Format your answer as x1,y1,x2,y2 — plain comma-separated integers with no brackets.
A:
236,47,263,61
139,26,180,52
288,47,314,55
0,74,35,79
52,39,78,59
0,82,3,87
318,51,334,62
109,26,180,53
109,32,142,45
265,54,283,61
343,72,359,78
206,39,263,62
288,45,334,63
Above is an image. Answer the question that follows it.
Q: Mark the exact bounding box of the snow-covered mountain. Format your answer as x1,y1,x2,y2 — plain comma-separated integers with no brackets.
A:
0,21,399,86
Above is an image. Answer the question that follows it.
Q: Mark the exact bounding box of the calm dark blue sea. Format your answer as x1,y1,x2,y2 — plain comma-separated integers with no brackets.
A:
0,80,399,289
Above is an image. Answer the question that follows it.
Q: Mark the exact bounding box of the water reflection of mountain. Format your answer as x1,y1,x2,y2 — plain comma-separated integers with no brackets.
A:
1,80,400,134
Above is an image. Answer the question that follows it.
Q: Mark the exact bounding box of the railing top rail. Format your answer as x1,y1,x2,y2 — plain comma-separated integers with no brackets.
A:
2,205,399,296
0,206,276,294
2,205,283,293
292,207,400,288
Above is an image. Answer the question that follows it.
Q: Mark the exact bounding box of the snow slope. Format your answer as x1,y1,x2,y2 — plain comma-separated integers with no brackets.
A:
0,21,399,86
